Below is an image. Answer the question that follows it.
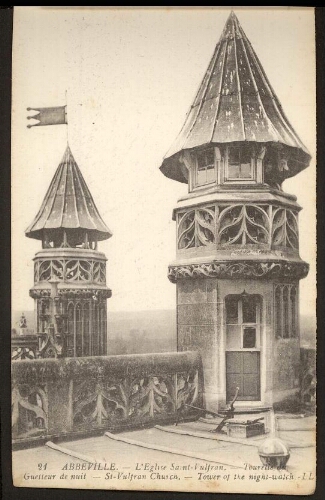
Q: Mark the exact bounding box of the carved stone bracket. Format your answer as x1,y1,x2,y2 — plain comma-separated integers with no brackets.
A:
168,260,309,283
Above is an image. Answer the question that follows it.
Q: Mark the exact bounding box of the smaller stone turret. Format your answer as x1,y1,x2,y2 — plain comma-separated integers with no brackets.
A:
26,145,112,357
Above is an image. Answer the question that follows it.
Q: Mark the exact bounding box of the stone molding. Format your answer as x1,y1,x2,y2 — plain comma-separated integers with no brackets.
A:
29,288,112,300
168,260,309,283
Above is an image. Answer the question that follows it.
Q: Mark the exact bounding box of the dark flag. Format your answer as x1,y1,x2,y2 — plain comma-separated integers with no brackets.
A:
27,106,67,128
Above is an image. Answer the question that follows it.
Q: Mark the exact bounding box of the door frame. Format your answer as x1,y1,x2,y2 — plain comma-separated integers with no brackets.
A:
224,293,263,403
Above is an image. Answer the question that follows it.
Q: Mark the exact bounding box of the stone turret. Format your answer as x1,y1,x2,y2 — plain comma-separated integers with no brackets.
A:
26,145,112,357
159,12,310,410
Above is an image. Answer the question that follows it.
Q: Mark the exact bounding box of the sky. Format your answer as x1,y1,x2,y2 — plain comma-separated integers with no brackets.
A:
12,7,316,317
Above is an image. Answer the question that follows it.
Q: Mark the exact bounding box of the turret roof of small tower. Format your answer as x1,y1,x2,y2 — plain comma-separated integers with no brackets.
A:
25,145,112,241
160,11,311,183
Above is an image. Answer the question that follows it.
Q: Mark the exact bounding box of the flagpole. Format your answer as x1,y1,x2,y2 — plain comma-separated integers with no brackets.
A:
65,90,69,145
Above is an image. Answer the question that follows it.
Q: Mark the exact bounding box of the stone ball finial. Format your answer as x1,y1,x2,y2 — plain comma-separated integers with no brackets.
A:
258,437,290,469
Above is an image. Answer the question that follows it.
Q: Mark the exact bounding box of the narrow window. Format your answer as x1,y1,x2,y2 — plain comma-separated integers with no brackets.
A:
242,296,257,323
227,145,253,180
100,307,106,355
283,287,289,338
67,303,75,355
291,287,297,337
196,148,216,186
226,296,239,324
83,302,90,356
243,327,256,348
93,303,99,355
75,303,82,357
275,287,282,338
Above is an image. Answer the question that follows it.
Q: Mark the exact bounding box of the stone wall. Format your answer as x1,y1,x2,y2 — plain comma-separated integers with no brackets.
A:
177,278,219,408
272,339,301,406
12,352,203,447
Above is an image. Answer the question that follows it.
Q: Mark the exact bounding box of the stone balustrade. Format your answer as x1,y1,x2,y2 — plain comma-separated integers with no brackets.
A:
32,248,107,285
176,202,300,254
12,351,203,447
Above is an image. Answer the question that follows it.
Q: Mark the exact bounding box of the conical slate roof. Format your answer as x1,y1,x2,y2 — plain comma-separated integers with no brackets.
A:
160,11,311,183
26,145,112,241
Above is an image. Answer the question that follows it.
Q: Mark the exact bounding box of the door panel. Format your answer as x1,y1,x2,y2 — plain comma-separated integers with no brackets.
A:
227,374,244,400
226,351,260,401
243,351,259,372
226,351,242,373
243,374,259,399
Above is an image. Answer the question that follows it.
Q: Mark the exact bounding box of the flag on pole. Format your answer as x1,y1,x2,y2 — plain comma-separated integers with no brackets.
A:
27,106,67,128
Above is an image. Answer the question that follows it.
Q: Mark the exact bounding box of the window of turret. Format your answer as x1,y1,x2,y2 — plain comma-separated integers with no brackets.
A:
225,145,254,182
194,148,216,186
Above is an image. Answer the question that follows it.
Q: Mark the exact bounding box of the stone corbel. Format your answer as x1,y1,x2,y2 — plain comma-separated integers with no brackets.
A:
179,151,192,181
257,145,266,160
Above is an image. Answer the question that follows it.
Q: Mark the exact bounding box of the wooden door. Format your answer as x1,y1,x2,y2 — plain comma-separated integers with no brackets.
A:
226,351,260,401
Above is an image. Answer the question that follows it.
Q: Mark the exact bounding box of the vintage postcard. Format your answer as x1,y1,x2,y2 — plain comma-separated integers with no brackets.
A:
11,7,316,495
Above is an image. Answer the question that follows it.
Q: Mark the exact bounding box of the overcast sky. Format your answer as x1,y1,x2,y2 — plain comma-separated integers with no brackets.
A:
12,7,316,317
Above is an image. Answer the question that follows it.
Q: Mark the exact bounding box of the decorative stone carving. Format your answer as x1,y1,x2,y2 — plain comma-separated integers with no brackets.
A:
12,383,48,439
11,346,37,361
38,324,63,359
29,289,51,299
73,370,199,429
12,352,203,443
168,260,309,283
178,207,215,249
274,284,298,338
219,204,269,246
30,288,112,300
11,334,39,361
73,371,128,427
272,207,299,249
176,203,299,252
34,258,106,284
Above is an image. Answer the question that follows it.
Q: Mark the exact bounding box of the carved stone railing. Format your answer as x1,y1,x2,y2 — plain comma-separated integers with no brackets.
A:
33,248,107,285
176,203,299,253
12,352,203,446
300,347,316,413
11,334,39,361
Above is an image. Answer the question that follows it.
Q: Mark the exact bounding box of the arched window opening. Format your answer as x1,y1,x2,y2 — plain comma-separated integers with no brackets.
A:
100,307,107,355
291,287,297,337
75,303,82,357
275,287,282,338
93,303,99,356
83,302,90,356
67,303,75,357
283,287,290,338
274,284,298,339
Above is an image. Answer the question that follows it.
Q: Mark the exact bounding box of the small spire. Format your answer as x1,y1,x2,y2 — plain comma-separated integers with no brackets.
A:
159,10,311,183
25,145,112,241
220,10,241,41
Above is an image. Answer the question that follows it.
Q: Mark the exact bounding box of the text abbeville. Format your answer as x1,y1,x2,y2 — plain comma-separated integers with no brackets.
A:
61,463,116,470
